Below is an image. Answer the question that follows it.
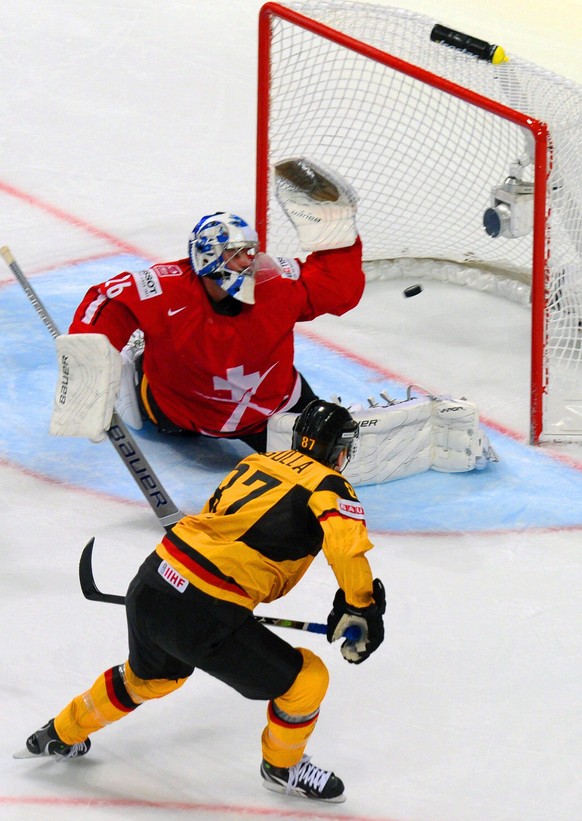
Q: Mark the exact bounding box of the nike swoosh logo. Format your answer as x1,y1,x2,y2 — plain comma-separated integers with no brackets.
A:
167,307,187,316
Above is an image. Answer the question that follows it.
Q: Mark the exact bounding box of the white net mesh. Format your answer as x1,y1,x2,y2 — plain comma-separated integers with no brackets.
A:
260,1,582,440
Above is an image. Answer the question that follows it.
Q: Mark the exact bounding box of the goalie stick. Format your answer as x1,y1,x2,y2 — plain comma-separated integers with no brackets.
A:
79,538,360,640
0,245,183,530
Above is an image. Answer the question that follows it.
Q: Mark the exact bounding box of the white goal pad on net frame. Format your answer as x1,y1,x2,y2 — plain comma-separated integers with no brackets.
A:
256,1,582,444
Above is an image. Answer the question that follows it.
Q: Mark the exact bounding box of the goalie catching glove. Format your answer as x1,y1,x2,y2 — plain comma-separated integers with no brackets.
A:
274,156,358,251
327,578,386,664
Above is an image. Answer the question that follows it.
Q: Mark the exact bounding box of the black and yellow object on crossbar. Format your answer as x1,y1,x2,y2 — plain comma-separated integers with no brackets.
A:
430,24,508,65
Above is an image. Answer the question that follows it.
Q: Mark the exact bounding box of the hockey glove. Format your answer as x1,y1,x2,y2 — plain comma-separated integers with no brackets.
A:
326,578,386,664
50,333,122,442
274,156,358,251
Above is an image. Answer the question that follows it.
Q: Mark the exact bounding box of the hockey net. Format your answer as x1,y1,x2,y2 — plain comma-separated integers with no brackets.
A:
256,1,582,443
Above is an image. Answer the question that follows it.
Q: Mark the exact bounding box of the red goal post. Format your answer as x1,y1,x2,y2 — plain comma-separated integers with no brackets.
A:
255,1,582,445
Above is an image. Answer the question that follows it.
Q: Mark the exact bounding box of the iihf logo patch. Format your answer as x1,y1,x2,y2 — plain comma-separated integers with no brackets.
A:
158,560,189,592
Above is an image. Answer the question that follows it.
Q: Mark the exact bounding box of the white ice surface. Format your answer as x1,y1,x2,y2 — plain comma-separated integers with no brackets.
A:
1,2,582,820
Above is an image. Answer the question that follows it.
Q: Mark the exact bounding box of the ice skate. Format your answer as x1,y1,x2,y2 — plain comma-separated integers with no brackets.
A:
261,755,345,802
14,719,91,760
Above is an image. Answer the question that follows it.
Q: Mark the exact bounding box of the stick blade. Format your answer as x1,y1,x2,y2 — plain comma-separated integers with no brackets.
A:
79,538,98,600
79,538,125,605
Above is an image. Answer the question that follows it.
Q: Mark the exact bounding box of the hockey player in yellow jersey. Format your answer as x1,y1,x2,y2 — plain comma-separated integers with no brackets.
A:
20,400,385,803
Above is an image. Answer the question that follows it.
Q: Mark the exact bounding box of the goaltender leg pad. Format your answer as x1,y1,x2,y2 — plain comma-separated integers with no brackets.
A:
267,396,433,485
266,391,495,486
346,398,434,485
274,156,358,252
431,396,496,472
50,333,122,442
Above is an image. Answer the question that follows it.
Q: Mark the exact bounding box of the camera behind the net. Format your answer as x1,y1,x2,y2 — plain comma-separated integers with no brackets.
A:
483,177,534,239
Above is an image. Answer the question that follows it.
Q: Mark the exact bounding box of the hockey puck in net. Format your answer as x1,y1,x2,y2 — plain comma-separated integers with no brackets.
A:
403,284,423,298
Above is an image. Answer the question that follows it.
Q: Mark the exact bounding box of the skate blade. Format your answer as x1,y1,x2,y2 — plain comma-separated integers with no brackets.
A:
13,747,66,760
13,748,40,759
262,780,346,803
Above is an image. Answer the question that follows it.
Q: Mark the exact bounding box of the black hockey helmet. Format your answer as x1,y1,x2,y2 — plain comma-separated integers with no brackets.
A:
292,400,359,471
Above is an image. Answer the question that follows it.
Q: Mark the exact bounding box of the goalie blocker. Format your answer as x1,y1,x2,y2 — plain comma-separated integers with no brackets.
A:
50,332,145,442
50,334,122,442
267,389,497,486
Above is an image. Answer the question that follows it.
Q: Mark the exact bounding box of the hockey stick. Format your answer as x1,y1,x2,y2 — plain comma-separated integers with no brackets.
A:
79,538,360,640
0,245,183,530
80,538,126,604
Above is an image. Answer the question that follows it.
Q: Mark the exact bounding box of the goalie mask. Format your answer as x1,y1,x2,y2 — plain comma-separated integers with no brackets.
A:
292,400,359,472
189,212,259,304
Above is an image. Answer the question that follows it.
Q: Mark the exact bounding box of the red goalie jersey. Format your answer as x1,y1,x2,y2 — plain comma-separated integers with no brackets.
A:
69,239,364,438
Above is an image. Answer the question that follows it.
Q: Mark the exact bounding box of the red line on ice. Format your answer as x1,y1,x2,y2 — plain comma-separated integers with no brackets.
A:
0,179,151,259
0,794,400,821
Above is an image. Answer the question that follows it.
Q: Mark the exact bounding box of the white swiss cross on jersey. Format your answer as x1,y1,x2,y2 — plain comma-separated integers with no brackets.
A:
213,364,278,432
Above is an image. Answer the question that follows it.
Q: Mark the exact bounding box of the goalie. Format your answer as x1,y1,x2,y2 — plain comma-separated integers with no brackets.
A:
53,157,364,450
